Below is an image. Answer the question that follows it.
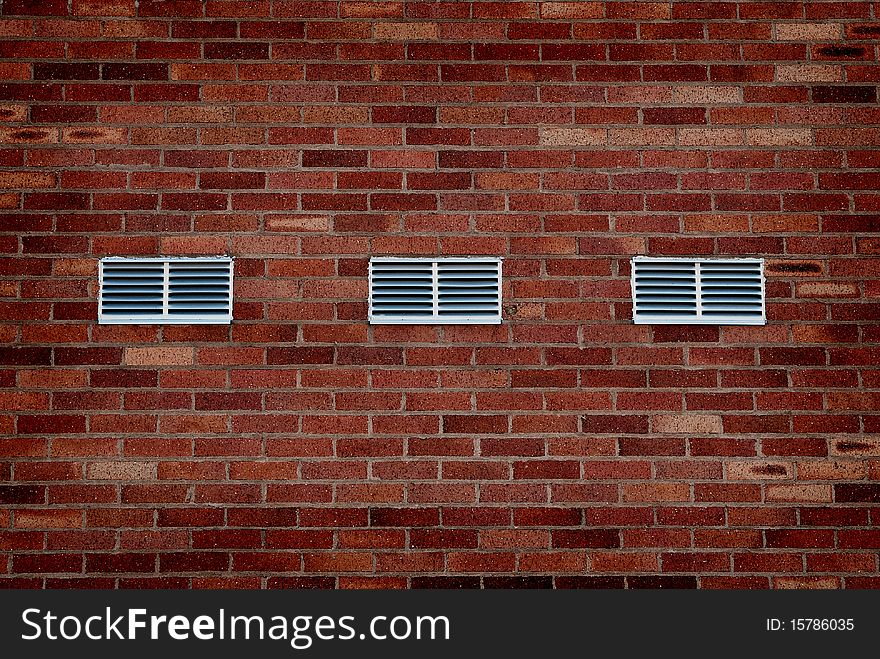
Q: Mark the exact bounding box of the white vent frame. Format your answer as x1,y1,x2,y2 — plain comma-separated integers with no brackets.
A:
369,256,503,325
98,256,234,325
631,256,765,326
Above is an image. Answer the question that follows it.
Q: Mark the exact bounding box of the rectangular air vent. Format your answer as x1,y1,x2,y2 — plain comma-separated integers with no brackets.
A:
631,257,765,325
99,257,233,325
369,257,502,324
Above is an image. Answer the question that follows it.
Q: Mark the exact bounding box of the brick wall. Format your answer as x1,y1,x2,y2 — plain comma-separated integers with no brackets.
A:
1,0,879,589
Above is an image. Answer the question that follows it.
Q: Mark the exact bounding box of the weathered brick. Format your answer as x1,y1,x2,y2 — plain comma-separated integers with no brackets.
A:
776,23,842,41
0,0,876,589
653,415,722,434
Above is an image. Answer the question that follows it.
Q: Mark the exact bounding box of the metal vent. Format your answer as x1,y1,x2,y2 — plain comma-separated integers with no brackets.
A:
369,257,502,324
631,257,765,325
99,257,233,325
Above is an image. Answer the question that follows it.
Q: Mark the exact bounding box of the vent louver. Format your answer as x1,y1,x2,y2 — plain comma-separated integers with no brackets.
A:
632,257,765,325
369,257,502,324
99,257,233,325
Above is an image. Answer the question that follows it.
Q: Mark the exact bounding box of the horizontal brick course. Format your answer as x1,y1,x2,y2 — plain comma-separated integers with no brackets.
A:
0,0,878,589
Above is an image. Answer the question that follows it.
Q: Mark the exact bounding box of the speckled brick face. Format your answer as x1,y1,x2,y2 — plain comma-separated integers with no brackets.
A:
0,0,879,590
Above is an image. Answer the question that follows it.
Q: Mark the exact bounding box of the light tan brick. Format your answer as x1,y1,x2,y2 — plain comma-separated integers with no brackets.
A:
0,171,57,188
0,126,59,144
539,127,606,146
653,414,722,434
672,86,741,104
0,104,26,122
727,461,793,480
609,128,675,146
374,22,438,40
540,2,604,18
776,64,842,83
796,460,866,481
679,128,744,146
796,281,859,298
775,23,842,41
775,577,839,590
266,215,331,232
747,128,813,146
88,461,156,480
830,436,880,457
124,347,195,366
766,484,833,502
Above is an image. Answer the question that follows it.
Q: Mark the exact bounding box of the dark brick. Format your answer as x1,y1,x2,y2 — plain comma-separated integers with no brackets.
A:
836,484,880,503
3,0,67,14
812,86,877,103
302,150,368,168
411,577,481,589
33,63,100,80
205,43,269,60
54,348,123,366
102,63,169,81
629,576,698,589
555,576,626,589
552,530,621,549
159,552,230,572
816,45,867,58
484,577,553,589
18,415,87,434
268,347,334,365
267,577,336,589
0,486,45,504
0,348,51,366
443,415,508,434
87,553,157,573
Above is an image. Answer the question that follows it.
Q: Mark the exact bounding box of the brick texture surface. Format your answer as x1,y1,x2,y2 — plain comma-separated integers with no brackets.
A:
1,0,879,589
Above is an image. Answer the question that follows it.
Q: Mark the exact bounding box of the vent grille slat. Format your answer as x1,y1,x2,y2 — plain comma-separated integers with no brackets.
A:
370,257,502,324
99,257,233,325
632,257,765,325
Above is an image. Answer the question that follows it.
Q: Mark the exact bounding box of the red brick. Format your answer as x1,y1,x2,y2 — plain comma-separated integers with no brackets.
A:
0,0,875,588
